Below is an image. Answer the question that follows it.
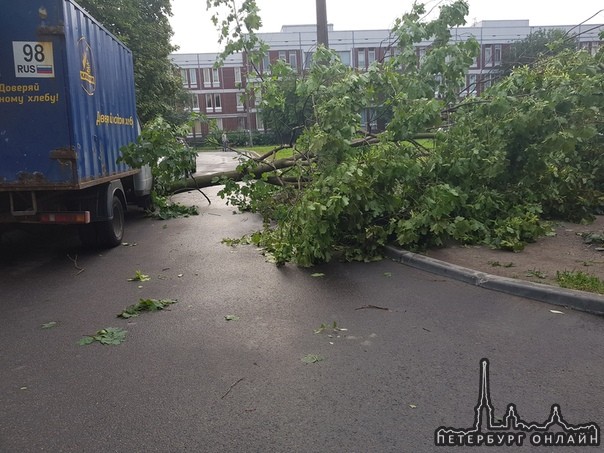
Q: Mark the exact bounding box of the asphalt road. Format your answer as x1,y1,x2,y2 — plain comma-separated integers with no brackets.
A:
1,152,603,452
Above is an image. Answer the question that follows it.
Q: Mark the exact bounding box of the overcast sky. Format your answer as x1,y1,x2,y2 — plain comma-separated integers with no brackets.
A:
170,0,604,53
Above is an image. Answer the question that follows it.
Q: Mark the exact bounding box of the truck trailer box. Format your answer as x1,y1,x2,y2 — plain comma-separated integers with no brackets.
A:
0,0,138,189
0,0,151,247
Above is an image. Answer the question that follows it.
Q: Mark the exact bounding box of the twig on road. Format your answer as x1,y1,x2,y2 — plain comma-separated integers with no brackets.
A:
221,378,244,399
67,254,85,275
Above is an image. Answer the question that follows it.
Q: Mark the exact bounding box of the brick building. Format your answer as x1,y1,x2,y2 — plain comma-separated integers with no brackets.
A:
170,20,603,136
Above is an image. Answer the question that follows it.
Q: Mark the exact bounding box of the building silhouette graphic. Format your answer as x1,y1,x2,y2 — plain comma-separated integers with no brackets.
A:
435,359,600,447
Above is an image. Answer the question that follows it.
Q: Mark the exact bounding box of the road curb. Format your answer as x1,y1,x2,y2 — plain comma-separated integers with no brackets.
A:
385,245,604,316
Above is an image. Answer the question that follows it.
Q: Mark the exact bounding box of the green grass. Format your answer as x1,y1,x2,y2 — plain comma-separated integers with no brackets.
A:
246,145,294,160
556,270,604,294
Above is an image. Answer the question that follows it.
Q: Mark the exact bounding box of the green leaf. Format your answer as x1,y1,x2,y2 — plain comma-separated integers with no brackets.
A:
127,270,150,282
41,321,58,329
224,315,240,321
310,273,325,278
301,354,325,364
117,299,177,318
79,327,127,346
78,336,95,346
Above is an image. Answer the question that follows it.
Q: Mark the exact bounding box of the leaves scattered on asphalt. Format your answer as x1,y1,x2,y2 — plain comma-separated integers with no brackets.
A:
314,321,346,334
41,321,58,329
118,298,178,319
310,273,325,278
383,272,392,277
549,309,564,314
224,315,240,321
128,270,150,282
78,327,127,346
301,354,324,364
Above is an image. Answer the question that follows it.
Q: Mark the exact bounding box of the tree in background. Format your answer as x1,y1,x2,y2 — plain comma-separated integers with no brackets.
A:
499,28,576,77
78,0,186,124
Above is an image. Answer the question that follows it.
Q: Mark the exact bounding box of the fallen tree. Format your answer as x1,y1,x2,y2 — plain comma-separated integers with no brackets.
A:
152,1,604,266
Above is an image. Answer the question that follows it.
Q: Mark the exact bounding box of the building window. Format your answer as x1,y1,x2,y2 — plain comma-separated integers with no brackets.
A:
188,68,198,88
304,52,314,69
214,94,222,112
203,68,211,87
485,46,493,67
234,67,242,85
180,69,187,86
368,49,376,66
418,47,426,67
215,118,223,130
262,55,270,74
484,75,492,90
237,117,246,130
591,43,600,56
357,49,366,69
205,94,213,110
256,113,264,131
337,51,351,66
236,93,244,111
191,94,199,111
361,108,377,132
289,52,298,70
468,74,477,96
494,45,502,66
279,50,286,61
212,68,220,87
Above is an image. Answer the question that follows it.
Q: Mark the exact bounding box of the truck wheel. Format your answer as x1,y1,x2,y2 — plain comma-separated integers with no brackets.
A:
97,195,125,247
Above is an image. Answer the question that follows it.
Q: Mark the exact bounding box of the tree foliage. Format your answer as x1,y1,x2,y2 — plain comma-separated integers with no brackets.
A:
78,0,185,123
499,28,577,76
204,1,604,267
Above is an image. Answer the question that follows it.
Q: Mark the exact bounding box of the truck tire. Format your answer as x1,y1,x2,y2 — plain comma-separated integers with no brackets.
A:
79,195,125,248
97,195,125,247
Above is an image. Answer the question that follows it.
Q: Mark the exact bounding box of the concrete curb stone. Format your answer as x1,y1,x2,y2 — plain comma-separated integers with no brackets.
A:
385,245,604,316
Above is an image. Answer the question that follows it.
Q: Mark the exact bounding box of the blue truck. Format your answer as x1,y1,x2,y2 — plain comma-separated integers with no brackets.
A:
0,0,152,247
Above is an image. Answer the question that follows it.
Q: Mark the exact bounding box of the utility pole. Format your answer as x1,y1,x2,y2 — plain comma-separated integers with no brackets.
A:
316,0,329,48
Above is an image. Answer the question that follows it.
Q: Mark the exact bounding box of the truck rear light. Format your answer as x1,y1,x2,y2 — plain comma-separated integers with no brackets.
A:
40,211,91,224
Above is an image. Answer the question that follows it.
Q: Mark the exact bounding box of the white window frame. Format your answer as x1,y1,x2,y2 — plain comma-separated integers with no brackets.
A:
357,49,366,69
494,44,502,66
289,52,298,70
279,50,286,61
191,94,199,111
485,46,493,67
468,74,477,95
212,68,220,87
188,68,197,88
214,94,222,112
215,118,223,130
203,68,211,87
262,55,270,74
368,49,376,66
419,47,426,67
205,94,213,111
304,51,314,69
234,67,242,85
236,93,244,111
337,50,351,66
256,113,264,131
180,69,187,86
